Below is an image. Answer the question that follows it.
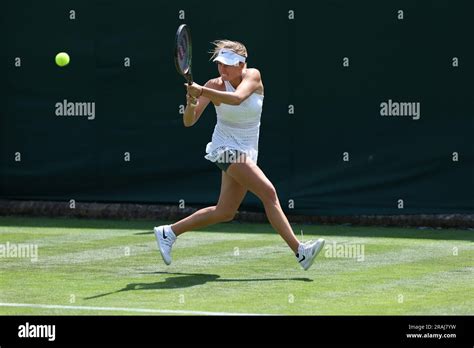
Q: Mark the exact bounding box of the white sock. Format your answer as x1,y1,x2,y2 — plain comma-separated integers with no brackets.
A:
166,225,177,239
296,243,304,257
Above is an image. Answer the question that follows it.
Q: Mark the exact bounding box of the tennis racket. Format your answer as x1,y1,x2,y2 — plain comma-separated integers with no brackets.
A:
174,24,193,85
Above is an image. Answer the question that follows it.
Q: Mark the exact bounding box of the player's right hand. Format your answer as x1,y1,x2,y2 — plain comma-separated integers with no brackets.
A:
186,93,198,106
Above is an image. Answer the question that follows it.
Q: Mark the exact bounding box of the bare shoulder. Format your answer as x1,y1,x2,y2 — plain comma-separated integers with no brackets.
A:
244,68,262,80
205,77,226,91
244,68,264,95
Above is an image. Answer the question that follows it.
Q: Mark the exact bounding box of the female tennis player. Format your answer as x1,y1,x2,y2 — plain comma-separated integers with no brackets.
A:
155,40,325,270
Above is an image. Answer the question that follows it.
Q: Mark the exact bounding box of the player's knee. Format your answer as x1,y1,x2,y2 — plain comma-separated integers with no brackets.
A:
260,184,278,205
214,210,236,223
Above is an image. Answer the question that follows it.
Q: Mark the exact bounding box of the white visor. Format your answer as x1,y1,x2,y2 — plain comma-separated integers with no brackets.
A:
213,49,246,66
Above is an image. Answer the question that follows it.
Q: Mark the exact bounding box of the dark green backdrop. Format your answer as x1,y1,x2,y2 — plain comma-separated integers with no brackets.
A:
1,1,473,215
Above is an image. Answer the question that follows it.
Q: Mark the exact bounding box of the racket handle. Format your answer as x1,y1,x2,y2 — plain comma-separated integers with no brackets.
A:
187,74,193,85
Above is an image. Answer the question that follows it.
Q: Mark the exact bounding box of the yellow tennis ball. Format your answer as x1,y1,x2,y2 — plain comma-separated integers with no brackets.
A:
55,52,70,67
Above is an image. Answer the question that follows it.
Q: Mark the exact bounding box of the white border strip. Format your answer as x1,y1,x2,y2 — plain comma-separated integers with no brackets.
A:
0,302,271,316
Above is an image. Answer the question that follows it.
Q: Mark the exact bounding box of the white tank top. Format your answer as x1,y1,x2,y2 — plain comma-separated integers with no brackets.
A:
205,80,264,164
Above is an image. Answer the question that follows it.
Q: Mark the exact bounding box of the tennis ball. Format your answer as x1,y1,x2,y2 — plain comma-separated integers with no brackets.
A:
55,52,70,67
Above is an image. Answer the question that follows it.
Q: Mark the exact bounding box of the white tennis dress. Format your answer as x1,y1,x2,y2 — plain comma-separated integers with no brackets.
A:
205,80,264,164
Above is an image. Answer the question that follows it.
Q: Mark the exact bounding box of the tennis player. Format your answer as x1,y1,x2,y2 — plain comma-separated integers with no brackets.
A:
155,40,325,270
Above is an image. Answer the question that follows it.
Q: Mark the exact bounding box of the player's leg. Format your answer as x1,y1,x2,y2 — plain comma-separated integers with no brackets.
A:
170,170,247,236
154,172,247,265
226,160,325,270
154,170,247,265
226,160,300,253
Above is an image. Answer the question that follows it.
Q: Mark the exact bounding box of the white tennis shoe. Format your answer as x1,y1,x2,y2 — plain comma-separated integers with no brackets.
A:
154,225,176,265
296,239,326,270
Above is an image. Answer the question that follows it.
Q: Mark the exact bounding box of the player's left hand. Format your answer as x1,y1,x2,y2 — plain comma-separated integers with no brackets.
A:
185,82,203,99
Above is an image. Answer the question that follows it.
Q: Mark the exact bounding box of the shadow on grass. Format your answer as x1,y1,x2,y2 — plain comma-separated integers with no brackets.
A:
84,271,313,300
1,216,472,241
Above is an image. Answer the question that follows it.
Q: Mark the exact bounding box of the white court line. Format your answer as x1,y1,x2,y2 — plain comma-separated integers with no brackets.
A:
0,302,272,316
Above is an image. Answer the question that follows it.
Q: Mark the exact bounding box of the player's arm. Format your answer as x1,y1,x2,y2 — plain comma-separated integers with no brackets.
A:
188,69,261,106
182,80,214,127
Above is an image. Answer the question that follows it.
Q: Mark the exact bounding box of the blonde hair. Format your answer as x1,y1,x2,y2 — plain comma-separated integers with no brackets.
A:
209,40,248,61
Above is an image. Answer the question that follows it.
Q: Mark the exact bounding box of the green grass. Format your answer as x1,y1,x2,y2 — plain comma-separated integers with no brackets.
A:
0,216,472,315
